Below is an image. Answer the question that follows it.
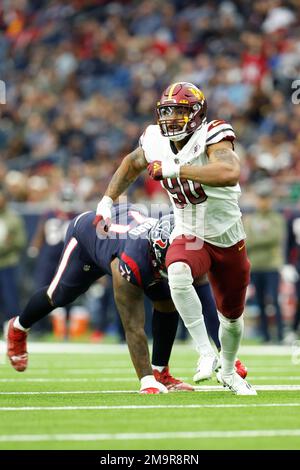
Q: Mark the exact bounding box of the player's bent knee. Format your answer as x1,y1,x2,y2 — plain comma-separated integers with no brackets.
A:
218,306,244,320
217,301,245,320
50,285,78,308
168,262,193,290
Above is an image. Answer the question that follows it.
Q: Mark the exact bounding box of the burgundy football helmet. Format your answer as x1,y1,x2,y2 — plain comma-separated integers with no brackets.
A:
156,82,207,141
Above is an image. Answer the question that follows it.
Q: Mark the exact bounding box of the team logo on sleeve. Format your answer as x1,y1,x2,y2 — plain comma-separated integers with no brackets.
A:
147,161,163,180
120,264,132,282
153,162,162,174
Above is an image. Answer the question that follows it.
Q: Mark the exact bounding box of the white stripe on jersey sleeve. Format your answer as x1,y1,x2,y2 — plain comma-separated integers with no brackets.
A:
206,120,236,145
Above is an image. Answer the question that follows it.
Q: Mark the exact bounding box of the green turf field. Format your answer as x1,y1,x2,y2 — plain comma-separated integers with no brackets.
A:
0,342,299,450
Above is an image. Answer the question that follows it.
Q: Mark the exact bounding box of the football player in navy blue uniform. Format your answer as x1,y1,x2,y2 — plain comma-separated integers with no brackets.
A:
7,204,246,393
27,185,79,335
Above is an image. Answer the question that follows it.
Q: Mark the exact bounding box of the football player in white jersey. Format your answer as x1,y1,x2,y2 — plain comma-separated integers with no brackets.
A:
93,82,256,395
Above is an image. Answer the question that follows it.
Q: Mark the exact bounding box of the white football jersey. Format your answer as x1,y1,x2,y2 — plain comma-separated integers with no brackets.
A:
140,120,246,247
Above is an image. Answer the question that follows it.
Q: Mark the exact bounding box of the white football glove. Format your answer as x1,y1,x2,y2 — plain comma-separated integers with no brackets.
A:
281,264,299,283
147,159,181,180
93,196,113,234
161,160,181,179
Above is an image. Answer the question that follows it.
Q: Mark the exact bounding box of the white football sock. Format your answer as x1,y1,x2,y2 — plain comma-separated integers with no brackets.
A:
13,316,30,332
140,375,168,393
218,312,244,376
152,365,165,372
140,375,159,389
168,262,215,356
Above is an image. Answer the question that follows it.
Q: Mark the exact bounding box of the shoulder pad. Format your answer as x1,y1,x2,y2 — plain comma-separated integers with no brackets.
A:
206,120,235,145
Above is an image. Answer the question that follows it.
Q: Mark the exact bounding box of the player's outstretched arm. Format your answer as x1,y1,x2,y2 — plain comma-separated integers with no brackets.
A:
180,140,240,187
93,147,147,230
106,147,148,200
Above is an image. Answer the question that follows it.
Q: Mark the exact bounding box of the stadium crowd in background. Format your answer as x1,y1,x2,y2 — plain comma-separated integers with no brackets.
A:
0,0,300,342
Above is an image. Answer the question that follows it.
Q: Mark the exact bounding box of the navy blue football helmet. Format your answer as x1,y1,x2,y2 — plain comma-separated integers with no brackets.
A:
148,214,175,275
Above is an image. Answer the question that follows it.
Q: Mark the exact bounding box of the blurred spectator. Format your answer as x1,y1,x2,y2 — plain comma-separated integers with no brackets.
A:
0,0,298,207
0,185,26,331
283,206,300,341
244,181,286,342
5,171,28,202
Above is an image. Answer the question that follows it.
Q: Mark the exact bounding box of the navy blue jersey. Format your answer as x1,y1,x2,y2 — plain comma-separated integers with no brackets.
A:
72,204,159,288
286,211,300,271
47,204,172,306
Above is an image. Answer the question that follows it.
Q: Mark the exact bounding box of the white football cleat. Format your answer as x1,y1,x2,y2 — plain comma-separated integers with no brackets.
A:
193,354,219,383
214,357,248,379
214,356,221,371
216,371,257,396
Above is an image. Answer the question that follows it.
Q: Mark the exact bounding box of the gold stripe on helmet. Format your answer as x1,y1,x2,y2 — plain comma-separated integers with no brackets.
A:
168,83,179,99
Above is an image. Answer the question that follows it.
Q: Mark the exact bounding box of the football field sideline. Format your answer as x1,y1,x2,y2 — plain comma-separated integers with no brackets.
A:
0,341,297,355
0,384,300,395
0,376,299,383
1,401,300,411
0,429,300,443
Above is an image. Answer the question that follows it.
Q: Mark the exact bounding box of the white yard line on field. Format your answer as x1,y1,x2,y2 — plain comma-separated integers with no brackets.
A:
251,376,300,380
0,341,294,355
0,402,300,411
194,385,300,391
0,385,300,395
244,367,299,372
0,376,300,384
0,378,137,382
0,390,138,395
20,369,135,375
2,367,297,375
51,366,300,373
0,429,300,442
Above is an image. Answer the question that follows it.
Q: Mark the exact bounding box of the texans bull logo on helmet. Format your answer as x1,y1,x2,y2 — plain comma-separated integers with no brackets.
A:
154,238,168,249
148,215,175,274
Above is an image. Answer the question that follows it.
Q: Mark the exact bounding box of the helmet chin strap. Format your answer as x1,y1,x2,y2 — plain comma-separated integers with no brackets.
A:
169,132,189,142
168,118,206,141
168,121,190,141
